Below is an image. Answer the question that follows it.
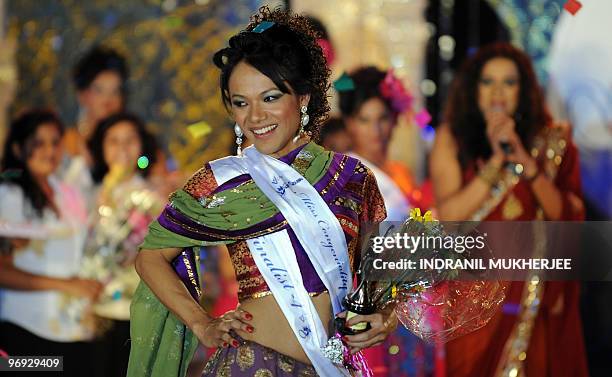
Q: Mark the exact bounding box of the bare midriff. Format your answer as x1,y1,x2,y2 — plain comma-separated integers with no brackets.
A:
237,291,333,365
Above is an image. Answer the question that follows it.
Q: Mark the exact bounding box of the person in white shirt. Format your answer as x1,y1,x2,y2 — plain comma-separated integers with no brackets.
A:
0,109,102,376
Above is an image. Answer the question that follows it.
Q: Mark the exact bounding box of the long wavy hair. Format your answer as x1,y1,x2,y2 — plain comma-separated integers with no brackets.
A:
443,43,551,168
1,109,64,217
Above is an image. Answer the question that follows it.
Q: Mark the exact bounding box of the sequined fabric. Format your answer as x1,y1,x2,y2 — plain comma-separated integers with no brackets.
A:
183,155,387,302
184,163,219,200
202,334,318,377
223,160,386,301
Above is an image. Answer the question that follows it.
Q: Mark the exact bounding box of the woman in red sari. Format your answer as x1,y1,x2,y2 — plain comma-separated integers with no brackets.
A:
430,43,588,377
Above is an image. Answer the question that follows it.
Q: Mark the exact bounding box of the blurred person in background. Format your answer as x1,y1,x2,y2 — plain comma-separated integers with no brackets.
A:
320,116,352,153
68,45,174,205
69,45,128,159
430,42,588,377
338,66,415,221
0,109,101,376
85,112,162,377
63,46,128,194
338,66,443,377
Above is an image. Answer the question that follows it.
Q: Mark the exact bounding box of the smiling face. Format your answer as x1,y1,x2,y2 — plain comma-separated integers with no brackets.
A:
102,120,143,175
477,57,520,116
228,61,310,157
25,123,63,180
345,97,395,159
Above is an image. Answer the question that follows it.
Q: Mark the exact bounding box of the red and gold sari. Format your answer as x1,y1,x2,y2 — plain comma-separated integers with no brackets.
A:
446,126,589,377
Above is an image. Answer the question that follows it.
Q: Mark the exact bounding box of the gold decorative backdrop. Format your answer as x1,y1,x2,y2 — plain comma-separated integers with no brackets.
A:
6,0,280,172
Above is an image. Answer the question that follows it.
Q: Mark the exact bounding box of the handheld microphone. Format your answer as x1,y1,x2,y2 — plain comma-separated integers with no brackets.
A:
490,105,518,173
490,105,514,155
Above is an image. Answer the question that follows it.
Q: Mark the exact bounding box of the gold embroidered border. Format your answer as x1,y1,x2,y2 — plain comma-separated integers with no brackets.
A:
182,252,201,298
321,156,348,195
493,223,547,377
163,211,287,241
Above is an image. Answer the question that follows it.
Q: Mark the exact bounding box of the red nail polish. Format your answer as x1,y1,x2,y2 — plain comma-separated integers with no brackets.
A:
222,342,228,348
246,325,254,333
232,340,239,347
245,313,253,320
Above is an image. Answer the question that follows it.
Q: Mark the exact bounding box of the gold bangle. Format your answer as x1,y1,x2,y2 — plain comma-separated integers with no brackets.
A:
478,162,501,186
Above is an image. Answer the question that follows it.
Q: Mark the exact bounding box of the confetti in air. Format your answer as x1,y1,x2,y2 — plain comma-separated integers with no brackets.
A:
414,109,432,128
187,121,212,139
563,0,582,15
137,156,149,169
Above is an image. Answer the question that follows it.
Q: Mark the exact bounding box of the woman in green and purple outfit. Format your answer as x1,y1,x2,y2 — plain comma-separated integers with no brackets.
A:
127,7,399,377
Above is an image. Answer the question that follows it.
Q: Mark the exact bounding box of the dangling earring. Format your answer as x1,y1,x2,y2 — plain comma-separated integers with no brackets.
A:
293,105,310,143
234,123,244,156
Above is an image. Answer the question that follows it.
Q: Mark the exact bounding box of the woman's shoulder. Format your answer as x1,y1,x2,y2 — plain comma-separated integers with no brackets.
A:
183,162,219,200
332,151,375,181
183,152,249,200
331,152,384,200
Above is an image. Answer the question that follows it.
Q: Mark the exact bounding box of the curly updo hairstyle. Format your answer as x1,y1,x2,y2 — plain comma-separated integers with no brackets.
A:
212,6,331,141
338,66,392,117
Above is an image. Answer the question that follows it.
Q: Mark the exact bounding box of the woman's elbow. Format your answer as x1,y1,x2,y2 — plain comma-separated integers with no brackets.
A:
134,251,148,277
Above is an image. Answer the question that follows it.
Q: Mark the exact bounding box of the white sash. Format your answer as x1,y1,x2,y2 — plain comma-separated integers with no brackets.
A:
209,146,352,376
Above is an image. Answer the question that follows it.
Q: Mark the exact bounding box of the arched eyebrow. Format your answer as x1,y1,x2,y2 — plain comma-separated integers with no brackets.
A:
231,87,281,99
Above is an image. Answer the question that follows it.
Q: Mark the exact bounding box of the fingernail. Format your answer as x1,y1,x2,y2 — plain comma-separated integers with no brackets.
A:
245,313,253,320
246,325,254,333
232,340,239,347
222,342,228,348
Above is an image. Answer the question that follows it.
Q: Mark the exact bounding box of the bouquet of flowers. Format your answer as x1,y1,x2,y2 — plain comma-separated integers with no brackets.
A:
80,175,161,321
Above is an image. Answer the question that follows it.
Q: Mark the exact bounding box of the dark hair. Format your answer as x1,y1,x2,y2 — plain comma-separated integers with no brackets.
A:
320,117,346,140
304,15,329,40
72,45,128,94
338,66,394,118
1,109,64,217
87,113,158,184
443,42,551,167
212,6,331,141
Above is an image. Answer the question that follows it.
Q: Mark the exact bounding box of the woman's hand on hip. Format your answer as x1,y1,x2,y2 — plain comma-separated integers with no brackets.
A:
192,308,254,348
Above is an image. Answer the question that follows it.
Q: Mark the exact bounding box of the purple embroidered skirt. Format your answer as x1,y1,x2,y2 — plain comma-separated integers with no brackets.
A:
202,335,317,377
